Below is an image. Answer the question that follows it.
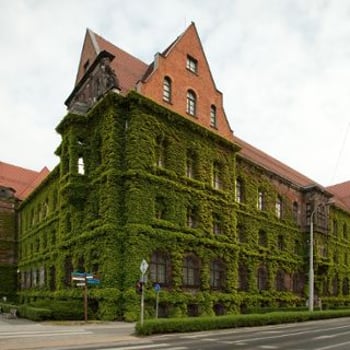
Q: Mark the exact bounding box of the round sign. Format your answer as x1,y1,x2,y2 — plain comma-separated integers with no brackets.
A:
154,283,161,292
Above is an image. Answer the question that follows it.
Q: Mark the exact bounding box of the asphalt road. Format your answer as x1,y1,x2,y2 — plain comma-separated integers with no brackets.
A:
2,316,350,349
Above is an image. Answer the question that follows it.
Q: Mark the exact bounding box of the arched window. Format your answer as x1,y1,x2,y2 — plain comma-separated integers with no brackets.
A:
163,76,172,102
257,266,268,291
210,105,217,127
150,251,171,285
275,195,282,218
183,254,200,287
276,269,286,291
210,259,226,289
186,90,196,116
238,263,249,291
257,189,265,210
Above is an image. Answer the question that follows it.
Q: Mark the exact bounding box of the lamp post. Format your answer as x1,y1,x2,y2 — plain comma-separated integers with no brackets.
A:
309,207,317,312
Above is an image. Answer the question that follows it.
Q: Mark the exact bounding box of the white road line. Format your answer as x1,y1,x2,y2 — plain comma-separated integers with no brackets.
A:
102,344,173,350
317,340,350,350
0,331,91,338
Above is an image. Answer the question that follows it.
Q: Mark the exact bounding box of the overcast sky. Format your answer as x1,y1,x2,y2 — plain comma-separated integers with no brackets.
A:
1,0,350,187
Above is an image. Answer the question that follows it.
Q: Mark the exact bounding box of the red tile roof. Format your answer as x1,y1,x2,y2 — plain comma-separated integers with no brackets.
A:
85,30,149,94
0,161,49,200
326,181,350,211
235,136,317,187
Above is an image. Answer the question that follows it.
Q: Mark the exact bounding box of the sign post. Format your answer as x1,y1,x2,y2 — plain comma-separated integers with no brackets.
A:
71,272,100,323
154,283,160,319
139,259,148,326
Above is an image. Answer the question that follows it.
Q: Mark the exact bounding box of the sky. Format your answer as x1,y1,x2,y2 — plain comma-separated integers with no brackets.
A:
1,0,350,187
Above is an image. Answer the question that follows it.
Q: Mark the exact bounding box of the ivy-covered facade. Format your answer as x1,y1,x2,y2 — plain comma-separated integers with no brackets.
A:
13,23,350,320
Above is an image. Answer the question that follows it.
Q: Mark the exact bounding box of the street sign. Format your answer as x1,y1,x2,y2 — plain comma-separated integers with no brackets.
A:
140,259,149,274
87,278,100,285
71,272,94,279
154,283,161,292
72,277,86,281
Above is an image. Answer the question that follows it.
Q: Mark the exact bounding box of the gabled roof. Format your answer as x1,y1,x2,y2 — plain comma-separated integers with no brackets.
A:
0,161,49,200
326,181,350,211
235,136,317,187
75,29,149,94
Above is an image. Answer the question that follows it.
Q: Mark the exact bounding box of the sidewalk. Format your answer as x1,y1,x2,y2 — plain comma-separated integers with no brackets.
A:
0,316,140,350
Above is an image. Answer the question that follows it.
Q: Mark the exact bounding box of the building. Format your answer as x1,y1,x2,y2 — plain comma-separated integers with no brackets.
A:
0,162,48,298
6,23,350,320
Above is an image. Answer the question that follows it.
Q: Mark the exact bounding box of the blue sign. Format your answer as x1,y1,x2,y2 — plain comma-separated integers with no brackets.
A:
71,272,94,278
154,283,161,292
87,278,100,285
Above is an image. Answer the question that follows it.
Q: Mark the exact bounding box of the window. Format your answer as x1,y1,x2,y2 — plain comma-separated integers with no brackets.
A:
210,259,225,289
64,256,73,287
275,196,282,218
292,272,304,293
237,224,247,243
186,55,198,73
343,278,349,295
187,206,198,228
235,178,243,203
212,162,223,190
155,196,166,220
183,255,200,287
257,266,268,291
186,90,197,116
150,251,170,285
186,150,195,178
344,223,348,240
163,76,172,102
155,136,166,167
257,190,265,210
258,230,267,247
78,157,85,175
210,105,217,128
238,264,249,291
277,235,284,250
276,269,286,291
293,201,299,223
212,213,223,235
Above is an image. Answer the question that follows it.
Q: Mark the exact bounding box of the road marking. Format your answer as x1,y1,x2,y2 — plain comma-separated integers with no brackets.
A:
259,346,278,349
314,335,337,340
317,340,350,350
102,344,176,350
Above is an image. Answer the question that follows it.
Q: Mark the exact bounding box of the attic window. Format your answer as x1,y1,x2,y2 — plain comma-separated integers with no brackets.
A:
186,55,198,73
83,60,90,72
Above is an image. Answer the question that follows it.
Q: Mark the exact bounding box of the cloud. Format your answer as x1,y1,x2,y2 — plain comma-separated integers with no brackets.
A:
0,0,349,185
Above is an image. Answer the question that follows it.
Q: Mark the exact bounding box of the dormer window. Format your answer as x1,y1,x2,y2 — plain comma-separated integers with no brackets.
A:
186,55,198,73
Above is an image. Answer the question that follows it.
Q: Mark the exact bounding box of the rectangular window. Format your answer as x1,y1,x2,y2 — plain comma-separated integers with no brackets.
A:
257,190,265,210
212,163,223,190
186,55,198,73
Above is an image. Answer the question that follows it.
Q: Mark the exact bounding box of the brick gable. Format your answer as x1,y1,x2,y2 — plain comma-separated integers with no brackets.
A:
138,23,234,142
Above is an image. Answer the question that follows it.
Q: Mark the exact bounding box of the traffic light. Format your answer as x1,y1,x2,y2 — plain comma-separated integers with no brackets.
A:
136,281,143,294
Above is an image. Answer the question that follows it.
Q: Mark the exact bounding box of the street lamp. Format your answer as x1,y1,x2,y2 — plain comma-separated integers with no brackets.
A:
308,200,333,311
309,206,317,312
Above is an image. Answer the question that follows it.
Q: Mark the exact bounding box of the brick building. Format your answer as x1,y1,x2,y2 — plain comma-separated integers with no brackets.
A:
3,23,350,319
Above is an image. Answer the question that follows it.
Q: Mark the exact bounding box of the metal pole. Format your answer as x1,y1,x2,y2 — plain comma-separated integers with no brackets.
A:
140,275,144,326
309,216,314,312
155,291,159,319
84,275,88,322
